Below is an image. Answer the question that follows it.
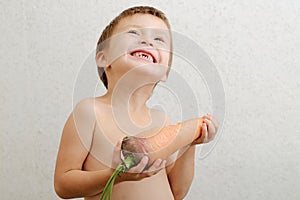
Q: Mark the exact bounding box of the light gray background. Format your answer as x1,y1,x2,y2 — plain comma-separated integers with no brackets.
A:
1,0,299,199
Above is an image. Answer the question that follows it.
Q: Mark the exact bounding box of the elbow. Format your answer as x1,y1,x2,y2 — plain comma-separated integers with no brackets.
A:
171,178,193,200
54,187,66,199
173,189,190,200
54,181,68,199
54,176,72,199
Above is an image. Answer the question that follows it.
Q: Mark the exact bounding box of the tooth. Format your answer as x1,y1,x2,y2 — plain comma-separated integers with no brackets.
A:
132,51,154,62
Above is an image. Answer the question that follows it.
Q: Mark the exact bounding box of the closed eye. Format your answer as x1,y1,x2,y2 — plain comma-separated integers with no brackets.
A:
128,30,139,35
154,37,165,43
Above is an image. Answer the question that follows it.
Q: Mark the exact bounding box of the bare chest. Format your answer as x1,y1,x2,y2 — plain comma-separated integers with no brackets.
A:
83,108,166,171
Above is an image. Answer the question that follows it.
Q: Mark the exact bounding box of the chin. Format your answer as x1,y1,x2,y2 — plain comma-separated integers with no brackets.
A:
111,56,167,83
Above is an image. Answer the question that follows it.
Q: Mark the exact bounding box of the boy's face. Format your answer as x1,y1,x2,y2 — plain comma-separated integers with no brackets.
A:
102,14,171,82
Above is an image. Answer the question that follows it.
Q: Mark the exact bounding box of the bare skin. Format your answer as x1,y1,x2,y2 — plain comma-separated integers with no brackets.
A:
54,97,217,200
54,13,219,200
84,97,174,200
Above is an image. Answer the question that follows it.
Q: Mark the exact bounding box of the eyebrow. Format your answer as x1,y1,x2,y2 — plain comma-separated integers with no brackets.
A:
118,25,143,30
121,25,169,32
124,25,143,28
119,24,171,39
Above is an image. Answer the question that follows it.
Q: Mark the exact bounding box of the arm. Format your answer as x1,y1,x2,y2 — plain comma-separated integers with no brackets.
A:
167,145,196,200
162,115,194,200
167,114,218,200
54,99,114,198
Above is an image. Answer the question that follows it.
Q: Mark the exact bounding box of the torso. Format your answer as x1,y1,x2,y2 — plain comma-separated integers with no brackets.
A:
83,98,174,200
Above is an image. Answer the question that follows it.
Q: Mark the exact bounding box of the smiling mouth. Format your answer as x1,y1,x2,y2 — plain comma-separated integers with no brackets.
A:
130,50,157,63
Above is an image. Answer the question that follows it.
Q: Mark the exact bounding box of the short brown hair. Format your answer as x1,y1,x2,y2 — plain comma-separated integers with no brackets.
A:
96,6,172,89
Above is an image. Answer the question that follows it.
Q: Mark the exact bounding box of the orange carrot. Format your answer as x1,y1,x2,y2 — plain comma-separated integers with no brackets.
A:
121,117,204,166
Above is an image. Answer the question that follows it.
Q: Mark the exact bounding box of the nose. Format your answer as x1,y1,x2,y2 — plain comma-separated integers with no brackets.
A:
140,38,153,47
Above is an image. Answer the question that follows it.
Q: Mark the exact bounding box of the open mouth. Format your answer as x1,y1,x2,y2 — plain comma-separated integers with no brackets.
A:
130,50,157,63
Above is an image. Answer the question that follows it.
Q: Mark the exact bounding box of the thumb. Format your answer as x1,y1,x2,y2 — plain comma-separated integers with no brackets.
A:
112,140,122,168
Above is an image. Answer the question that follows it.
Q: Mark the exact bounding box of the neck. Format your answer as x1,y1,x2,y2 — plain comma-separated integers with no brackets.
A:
103,79,156,112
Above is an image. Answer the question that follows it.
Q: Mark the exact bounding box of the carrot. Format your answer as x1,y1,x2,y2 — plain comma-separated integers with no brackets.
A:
100,117,204,200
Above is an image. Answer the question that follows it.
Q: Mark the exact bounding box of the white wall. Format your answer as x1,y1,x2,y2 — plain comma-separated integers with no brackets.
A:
1,0,299,199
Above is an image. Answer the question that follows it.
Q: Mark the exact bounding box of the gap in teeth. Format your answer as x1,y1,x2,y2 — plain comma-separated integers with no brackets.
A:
133,52,153,62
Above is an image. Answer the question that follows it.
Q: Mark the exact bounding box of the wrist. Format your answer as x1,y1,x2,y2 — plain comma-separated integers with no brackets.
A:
114,170,128,184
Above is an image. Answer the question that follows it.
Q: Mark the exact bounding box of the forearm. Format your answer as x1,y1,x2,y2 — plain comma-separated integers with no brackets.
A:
54,168,114,199
168,145,196,200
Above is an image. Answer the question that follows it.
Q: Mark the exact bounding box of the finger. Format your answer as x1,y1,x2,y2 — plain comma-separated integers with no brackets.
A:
208,120,217,133
206,114,219,131
206,115,219,138
204,113,212,120
205,119,216,137
117,140,125,160
128,156,148,173
160,160,167,170
144,159,167,177
112,140,122,167
161,160,167,168
153,160,166,172
203,114,213,126
202,122,209,142
146,159,163,173
210,116,219,131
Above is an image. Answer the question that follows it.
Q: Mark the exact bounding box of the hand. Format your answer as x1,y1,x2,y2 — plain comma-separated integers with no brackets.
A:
112,140,167,182
192,114,218,145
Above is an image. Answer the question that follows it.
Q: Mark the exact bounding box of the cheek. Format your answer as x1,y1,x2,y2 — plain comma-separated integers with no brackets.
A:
160,51,171,66
106,36,134,64
108,48,126,64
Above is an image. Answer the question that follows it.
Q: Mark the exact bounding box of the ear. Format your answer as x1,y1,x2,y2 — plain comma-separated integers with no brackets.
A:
96,51,108,68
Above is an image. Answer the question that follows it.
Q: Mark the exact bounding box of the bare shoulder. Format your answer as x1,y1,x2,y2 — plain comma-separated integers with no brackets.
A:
72,97,109,119
73,98,97,116
67,98,98,147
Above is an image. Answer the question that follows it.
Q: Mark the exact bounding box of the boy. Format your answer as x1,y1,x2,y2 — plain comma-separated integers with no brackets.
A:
54,6,218,200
